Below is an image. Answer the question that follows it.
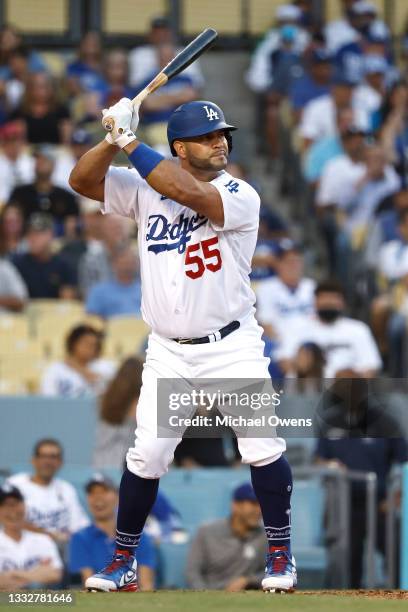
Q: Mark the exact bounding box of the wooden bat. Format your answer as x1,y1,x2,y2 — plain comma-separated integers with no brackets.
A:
103,27,218,132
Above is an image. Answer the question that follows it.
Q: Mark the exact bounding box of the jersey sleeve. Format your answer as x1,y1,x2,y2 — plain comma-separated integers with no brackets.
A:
102,166,144,222
211,178,260,232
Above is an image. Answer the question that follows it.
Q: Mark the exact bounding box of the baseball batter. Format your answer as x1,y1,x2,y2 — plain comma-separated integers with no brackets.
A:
70,97,296,593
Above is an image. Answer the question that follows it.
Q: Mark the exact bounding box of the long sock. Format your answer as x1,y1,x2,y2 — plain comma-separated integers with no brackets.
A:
115,468,159,555
250,455,292,554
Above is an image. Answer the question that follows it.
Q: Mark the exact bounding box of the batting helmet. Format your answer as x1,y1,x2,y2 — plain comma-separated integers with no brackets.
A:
167,100,237,156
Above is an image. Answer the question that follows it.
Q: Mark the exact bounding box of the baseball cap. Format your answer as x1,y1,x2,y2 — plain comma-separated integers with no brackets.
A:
71,128,92,146
34,144,56,162
311,49,332,64
350,1,377,15
275,238,301,257
85,473,117,493
276,4,301,23
233,483,258,502
0,121,25,140
0,483,24,505
332,72,356,87
151,16,171,29
27,212,54,232
364,54,388,74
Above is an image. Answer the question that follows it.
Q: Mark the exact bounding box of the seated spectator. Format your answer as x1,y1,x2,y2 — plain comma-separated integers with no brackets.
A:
8,144,79,236
250,207,289,282
378,209,408,282
186,483,266,590
0,235,27,311
85,245,141,319
5,45,30,112
7,439,89,544
315,380,408,588
354,54,387,132
79,214,132,298
140,43,198,153
299,75,369,150
292,342,326,392
0,484,62,590
93,357,142,469
303,106,354,183
41,324,115,398
0,121,34,204
0,24,46,81
129,17,203,90
277,280,382,378
256,240,315,341
0,203,25,255
379,81,408,182
68,474,156,591
290,49,333,121
12,213,76,299
65,31,104,98
52,128,93,193
365,188,408,268
11,72,72,145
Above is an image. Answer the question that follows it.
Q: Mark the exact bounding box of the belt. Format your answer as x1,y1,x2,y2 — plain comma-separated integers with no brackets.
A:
172,320,240,345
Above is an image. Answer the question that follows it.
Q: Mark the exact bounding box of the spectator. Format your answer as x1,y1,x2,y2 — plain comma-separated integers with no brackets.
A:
250,207,289,282
40,324,115,398
140,43,198,153
256,240,315,341
7,439,89,544
0,24,46,81
293,342,326,391
85,245,141,319
0,121,34,204
315,377,408,588
354,54,387,132
79,214,132,298
52,128,93,193
8,145,79,236
65,31,104,98
0,226,27,311
129,17,203,90
186,483,266,590
68,474,156,590
5,45,30,112
299,75,369,150
0,203,25,255
277,280,382,378
365,188,408,268
11,72,72,144
290,49,333,121
0,484,62,590
93,357,142,469
378,209,408,283
379,81,408,182
12,213,76,299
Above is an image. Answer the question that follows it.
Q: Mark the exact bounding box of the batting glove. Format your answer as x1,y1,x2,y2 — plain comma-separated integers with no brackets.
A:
102,98,137,149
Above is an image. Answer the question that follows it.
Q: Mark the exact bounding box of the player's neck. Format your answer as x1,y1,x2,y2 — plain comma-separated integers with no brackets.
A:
180,160,220,182
31,474,53,486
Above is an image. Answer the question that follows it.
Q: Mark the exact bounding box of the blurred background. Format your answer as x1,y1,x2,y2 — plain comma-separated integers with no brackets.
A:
1,0,408,594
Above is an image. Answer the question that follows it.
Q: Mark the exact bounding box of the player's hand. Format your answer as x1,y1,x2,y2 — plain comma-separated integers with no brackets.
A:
102,98,136,149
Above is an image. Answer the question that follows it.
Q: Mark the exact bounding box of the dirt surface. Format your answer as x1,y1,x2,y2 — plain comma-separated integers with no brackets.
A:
300,590,408,599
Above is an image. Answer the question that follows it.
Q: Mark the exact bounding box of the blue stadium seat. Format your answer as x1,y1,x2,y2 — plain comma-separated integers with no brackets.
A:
291,479,327,571
157,542,189,589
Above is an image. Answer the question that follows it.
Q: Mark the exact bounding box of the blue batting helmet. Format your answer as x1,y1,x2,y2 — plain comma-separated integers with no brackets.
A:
167,100,237,156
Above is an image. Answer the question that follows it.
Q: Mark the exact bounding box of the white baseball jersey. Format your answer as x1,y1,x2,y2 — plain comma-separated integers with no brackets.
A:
103,167,260,338
255,277,316,332
0,529,62,573
7,473,89,534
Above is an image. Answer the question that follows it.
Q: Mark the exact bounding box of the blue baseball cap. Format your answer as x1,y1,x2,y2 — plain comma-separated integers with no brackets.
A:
364,54,388,74
233,483,258,502
0,484,24,504
311,49,332,64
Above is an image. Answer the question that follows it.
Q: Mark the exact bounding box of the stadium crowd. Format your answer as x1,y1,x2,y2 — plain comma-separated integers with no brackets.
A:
1,0,408,591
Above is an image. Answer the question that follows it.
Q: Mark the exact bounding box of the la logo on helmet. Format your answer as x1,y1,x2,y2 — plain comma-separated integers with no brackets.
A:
203,105,219,121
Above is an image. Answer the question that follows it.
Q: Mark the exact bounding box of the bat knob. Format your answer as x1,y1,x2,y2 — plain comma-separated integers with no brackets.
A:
102,117,114,132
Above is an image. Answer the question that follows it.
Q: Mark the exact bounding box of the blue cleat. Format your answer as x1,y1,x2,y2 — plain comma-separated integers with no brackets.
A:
85,552,138,592
262,548,297,593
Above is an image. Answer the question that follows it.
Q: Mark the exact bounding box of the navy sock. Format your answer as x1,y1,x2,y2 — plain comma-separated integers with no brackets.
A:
115,468,159,554
250,455,293,553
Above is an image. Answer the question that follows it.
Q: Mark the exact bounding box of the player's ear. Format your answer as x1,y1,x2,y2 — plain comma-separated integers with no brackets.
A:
173,140,187,160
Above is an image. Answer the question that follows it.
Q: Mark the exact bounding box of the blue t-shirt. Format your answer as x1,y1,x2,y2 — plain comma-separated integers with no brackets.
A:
68,524,156,574
85,279,142,319
290,73,330,110
303,135,343,182
139,73,195,125
66,60,106,93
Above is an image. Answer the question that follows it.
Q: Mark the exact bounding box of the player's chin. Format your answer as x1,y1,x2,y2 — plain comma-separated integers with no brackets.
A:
210,154,228,170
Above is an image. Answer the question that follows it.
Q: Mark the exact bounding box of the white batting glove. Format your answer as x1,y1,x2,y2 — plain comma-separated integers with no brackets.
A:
102,98,136,149
130,100,141,134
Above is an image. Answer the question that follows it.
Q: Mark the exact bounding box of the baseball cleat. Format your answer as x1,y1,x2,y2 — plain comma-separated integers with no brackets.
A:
85,552,138,592
262,548,297,593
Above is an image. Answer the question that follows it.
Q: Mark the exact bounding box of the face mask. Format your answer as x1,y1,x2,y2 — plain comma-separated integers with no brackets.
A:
280,24,299,44
317,308,342,323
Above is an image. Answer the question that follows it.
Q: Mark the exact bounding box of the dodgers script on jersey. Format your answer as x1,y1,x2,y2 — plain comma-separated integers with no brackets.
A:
103,168,260,338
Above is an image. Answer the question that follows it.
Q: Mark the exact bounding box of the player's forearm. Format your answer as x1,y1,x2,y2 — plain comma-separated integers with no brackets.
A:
69,140,117,199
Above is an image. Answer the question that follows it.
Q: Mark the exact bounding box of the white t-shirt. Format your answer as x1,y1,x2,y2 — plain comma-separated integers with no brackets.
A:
255,277,316,334
277,316,382,378
0,529,62,573
0,258,28,311
0,152,34,203
299,95,369,143
40,359,116,397
103,167,260,338
378,240,408,281
52,151,77,193
129,46,204,89
7,473,89,534
316,155,366,208
324,19,358,53
354,83,383,120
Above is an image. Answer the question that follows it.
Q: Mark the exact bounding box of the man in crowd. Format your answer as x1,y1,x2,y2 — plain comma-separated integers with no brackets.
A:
12,213,76,299
0,484,63,590
85,245,141,319
69,474,156,590
7,439,89,545
186,484,266,591
277,280,382,378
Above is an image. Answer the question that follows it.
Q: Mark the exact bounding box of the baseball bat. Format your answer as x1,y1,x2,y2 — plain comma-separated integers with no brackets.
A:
103,27,218,132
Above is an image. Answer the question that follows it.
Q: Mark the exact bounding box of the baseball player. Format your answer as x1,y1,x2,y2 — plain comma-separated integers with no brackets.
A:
69,97,296,593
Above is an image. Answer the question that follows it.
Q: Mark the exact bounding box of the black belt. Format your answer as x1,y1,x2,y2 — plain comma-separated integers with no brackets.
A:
172,320,240,345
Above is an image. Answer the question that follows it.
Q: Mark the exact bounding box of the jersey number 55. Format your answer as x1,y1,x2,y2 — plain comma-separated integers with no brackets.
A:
185,236,222,279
